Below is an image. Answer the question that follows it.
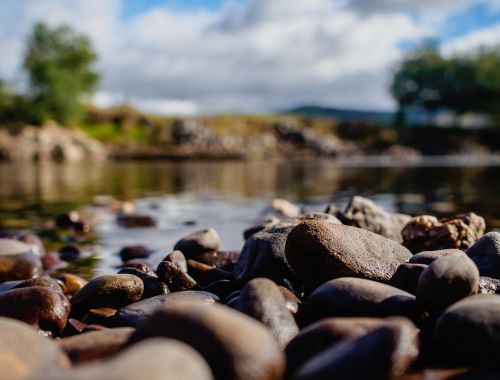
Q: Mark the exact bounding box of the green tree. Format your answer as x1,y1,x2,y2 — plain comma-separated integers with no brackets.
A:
24,22,99,125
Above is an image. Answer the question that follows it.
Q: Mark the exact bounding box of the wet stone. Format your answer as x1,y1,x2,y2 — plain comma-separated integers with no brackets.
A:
118,245,151,262
0,238,43,282
173,228,221,258
285,221,412,292
14,276,65,294
193,250,240,270
235,278,299,349
0,286,70,336
71,274,144,317
164,250,188,272
128,301,285,380
157,260,197,291
187,259,232,286
58,273,88,297
82,307,118,326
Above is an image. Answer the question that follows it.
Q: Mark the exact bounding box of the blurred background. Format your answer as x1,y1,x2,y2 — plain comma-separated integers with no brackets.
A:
0,0,499,275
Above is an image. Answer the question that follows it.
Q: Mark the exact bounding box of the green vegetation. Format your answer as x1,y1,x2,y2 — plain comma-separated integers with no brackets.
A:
391,40,500,126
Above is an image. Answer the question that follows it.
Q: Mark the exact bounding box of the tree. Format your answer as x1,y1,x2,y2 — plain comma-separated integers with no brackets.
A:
23,22,99,125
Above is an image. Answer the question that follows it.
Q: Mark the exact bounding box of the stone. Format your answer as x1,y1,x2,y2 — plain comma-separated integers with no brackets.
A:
128,301,285,380
279,286,301,314
337,195,411,243
187,259,232,286
243,217,280,240
193,251,240,270
115,291,218,327
235,278,299,349
416,253,479,312
434,294,500,366
389,263,427,294
292,318,418,380
478,276,500,294
402,213,485,253
308,278,418,321
157,260,197,291
0,238,43,282
470,255,500,280
408,249,464,265
39,338,213,380
164,250,188,272
285,221,412,291
0,229,46,256
71,274,143,316
466,231,500,257
202,280,237,300
0,286,70,336
259,198,301,221
0,317,70,379
173,228,221,258
116,213,156,228
58,273,88,297
57,245,80,261
118,245,151,262
41,253,68,272
13,276,65,294
118,268,169,298
82,307,118,325
58,327,134,364
285,317,392,376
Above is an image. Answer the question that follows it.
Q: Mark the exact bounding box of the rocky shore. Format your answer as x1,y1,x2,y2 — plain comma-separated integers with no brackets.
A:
0,196,500,379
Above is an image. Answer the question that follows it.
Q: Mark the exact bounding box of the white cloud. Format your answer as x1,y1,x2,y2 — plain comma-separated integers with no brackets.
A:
0,0,498,114
442,23,500,55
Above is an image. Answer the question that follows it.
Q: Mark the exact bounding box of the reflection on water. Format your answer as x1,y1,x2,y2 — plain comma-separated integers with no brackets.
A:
0,159,499,277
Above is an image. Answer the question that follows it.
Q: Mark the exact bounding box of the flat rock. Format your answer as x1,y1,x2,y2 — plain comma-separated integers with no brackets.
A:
308,277,417,320
128,301,284,380
285,221,412,291
0,317,70,379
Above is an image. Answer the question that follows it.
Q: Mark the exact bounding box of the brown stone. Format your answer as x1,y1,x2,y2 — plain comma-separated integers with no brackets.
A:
157,260,197,291
0,239,43,282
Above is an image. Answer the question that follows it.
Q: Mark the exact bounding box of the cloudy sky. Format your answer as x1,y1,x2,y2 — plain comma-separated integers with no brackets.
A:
2,0,500,115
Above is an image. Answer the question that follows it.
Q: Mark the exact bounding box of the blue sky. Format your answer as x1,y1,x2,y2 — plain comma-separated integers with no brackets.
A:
1,0,500,114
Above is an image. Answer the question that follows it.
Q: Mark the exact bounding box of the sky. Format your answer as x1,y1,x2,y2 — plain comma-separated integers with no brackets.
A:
1,0,500,115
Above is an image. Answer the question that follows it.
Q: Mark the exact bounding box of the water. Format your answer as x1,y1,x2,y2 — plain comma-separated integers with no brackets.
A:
1,159,499,277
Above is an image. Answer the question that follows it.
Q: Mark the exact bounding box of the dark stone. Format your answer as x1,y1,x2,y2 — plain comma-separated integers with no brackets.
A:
14,276,65,294
466,232,500,257
120,261,152,272
118,266,156,279
285,317,391,376
202,280,237,300
337,195,411,243
308,277,418,321
285,221,412,292
416,253,479,312
292,318,418,380
471,255,500,280
235,278,299,349
389,263,427,294
173,228,221,258
71,274,143,316
128,301,284,380
116,213,156,228
118,245,151,262
193,250,240,271
187,259,232,286
58,273,88,297
82,307,118,326
434,294,500,366
58,245,80,261
0,317,70,378
402,213,485,254
0,238,43,282
0,286,70,336
157,260,197,291
115,291,218,327
164,250,188,272
243,218,279,240
409,249,464,265
58,327,134,364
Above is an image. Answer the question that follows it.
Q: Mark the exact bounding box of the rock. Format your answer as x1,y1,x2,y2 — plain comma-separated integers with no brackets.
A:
292,318,418,380
285,317,392,376
233,224,298,286
58,273,88,297
389,263,427,294
0,229,46,256
115,291,218,327
285,221,412,291
58,327,134,364
0,238,43,282
57,245,80,261
118,266,156,278
402,213,485,253
243,217,280,240
13,276,65,294
0,286,70,336
120,261,152,273
41,253,68,272
118,245,151,262
118,267,169,298
434,294,500,366
308,278,417,320
337,196,411,243
82,307,118,325
408,249,464,265
235,278,299,349
202,280,237,300
128,301,285,380
193,251,240,270
259,198,301,221
165,250,188,272
157,260,197,291
279,286,301,314
173,228,221,258
416,253,479,312
187,259,232,286
467,232,500,257
470,255,500,280
116,213,156,228
39,338,213,380
0,317,70,379
71,274,144,316
478,276,500,294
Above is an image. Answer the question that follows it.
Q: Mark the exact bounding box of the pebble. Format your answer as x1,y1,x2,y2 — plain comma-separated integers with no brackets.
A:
58,273,88,297
156,260,198,291
173,228,221,258
0,238,43,282
118,245,151,262
57,245,80,261
285,221,412,291
389,263,427,294
408,249,464,265
164,250,188,272
128,300,285,380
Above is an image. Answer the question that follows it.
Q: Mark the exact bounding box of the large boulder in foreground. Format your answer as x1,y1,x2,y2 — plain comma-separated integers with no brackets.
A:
285,221,412,292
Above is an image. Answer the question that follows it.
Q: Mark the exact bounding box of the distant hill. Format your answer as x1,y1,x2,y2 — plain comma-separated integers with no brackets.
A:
284,106,395,124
